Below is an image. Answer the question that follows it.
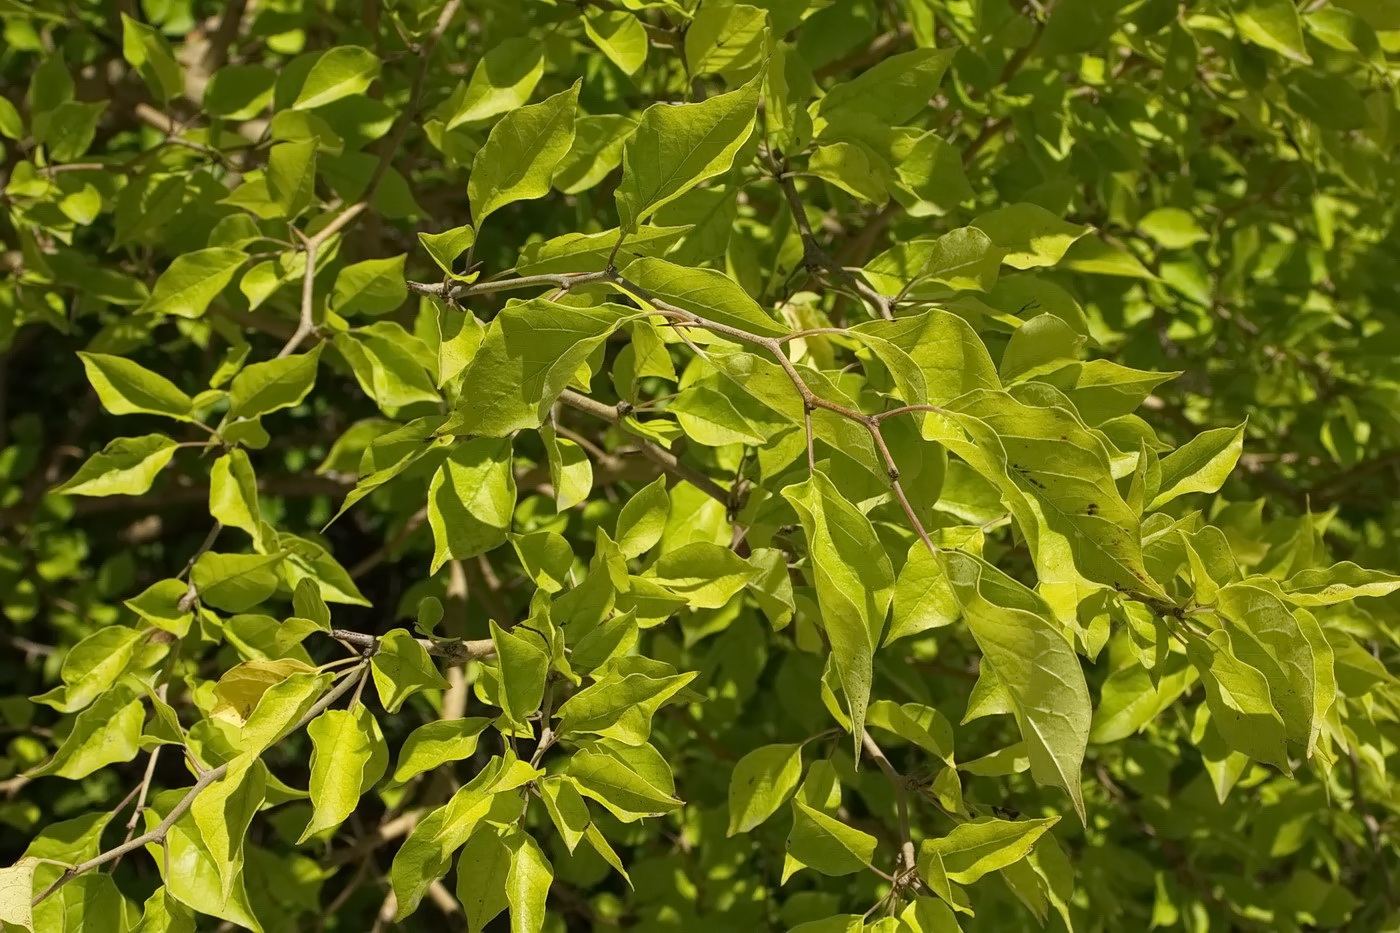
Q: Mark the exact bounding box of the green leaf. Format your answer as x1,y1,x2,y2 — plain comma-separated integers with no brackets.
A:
817,47,957,125
0,96,23,140
527,782,583,860
616,77,760,232
393,718,492,783
299,706,387,842
808,142,889,204
918,816,1058,884
686,2,768,77
126,578,194,636
469,82,579,226
888,540,959,643
748,547,796,630
445,38,544,128
192,552,282,612
39,99,105,160
727,743,803,835
144,789,263,931
211,659,319,724
54,434,178,497
228,347,321,419
899,897,963,932
515,224,686,275
78,352,194,419
332,255,406,316
1235,0,1312,63
391,759,515,920
419,224,476,280
293,46,381,109
121,14,182,101
34,625,143,714
585,10,649,74
139,248,247,318
565,748,682,822
621,256,789,337
1149,423,1245,509
428,437,516,572
541,425,593,511
265,138,317,218
442,300,625,436
31,686,144,779
615,475,670,559
644,541,760,609
866,700,955,766
190,757,266,901
1043,359,1178,423
1217,582,1330,752
1185,629,1290,770
371,629,449,713
852,310,999,404
1138,207,1208,250
503,830,552,933
782,471,894,750
1283,562,1400,606
510,532,574,594
863,227,1004,296
782,800,878,882
280,532,370,606
210,449,262,538
999,313,1085,383
1060,234,1157,279
949,388,1166,600
457,828,511,932
333,325,441,413
204,64,277,119
941,550,1089,819
556,668,696,746
971,204,1091,269
891,130,974,216
491,620,549,729
553,115,640,195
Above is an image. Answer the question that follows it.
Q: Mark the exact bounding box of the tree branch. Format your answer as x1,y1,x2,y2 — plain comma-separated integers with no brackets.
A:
329,629,496,666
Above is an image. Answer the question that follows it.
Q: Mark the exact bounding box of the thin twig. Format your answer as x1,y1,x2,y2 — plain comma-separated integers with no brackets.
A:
278,2,461,358
277,203,369,358
559,389,732,506
329,628,496,666
777,174,893,321
861,730,918,875
408,270,610,302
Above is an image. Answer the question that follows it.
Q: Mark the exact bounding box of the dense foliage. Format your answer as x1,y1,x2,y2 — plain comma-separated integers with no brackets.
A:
3,0,1400,930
